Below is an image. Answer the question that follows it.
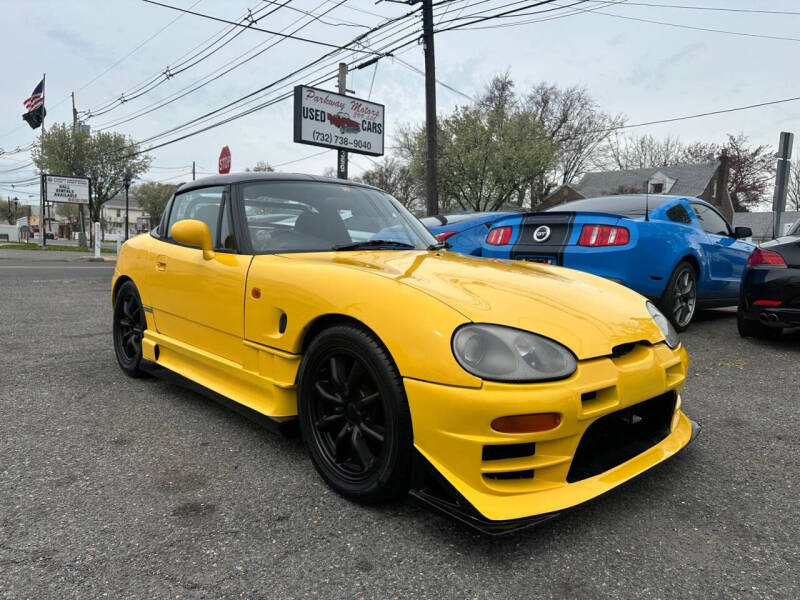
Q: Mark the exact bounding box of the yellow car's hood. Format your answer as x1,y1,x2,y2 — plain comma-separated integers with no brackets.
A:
283,250,665,360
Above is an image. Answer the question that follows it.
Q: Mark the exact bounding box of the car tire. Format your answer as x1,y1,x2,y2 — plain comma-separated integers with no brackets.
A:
297,324,413,504
113,280,148,378
737,305,782,339
659,261,698,332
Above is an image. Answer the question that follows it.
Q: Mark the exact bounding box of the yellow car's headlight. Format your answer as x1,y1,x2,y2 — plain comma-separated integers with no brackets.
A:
646,301,680,349
452,324,577,382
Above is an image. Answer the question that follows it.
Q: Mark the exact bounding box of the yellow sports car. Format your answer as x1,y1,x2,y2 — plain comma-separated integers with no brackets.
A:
112,173,698,533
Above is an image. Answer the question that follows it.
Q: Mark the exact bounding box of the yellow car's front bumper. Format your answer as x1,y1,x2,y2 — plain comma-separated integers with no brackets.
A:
405,342,695,531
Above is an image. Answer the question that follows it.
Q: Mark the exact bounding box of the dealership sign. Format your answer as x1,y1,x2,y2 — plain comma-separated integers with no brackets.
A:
293,85,384,157
43,174,90,205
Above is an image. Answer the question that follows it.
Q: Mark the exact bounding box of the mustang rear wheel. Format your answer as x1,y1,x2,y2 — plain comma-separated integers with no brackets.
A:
113,280,148,378
298,324,413,504
660,261,697,331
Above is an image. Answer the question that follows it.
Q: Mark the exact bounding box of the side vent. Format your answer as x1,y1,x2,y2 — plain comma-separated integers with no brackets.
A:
484,470,534,481
580,385,618,416
481,442,535,461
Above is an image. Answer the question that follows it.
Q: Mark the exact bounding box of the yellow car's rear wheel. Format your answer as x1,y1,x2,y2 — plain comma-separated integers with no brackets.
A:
298,324,413,504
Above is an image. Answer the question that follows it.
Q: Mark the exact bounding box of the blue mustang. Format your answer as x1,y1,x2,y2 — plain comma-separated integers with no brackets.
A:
421,211,517,255
480,195,754,330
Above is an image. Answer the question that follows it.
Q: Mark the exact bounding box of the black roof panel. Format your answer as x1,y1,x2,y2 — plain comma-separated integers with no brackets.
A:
545,194,688,216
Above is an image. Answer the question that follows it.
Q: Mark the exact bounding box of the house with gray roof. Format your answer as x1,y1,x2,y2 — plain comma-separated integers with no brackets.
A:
543,161,734,221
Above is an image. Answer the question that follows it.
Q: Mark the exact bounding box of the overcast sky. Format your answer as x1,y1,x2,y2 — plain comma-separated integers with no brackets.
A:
2,0,799,203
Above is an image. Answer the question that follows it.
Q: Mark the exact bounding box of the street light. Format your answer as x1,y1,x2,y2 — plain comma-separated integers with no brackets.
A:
123,174,131,242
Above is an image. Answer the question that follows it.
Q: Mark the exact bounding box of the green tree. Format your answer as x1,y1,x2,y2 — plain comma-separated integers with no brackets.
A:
133,181,178,225
31,123,151,223
403,76,557,211
55,203,79,219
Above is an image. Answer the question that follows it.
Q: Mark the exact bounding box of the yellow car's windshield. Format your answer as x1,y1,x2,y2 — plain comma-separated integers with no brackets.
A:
241,181,438,253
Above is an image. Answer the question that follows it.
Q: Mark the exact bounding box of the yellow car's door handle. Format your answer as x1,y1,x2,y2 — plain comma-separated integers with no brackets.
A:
156,255,167,271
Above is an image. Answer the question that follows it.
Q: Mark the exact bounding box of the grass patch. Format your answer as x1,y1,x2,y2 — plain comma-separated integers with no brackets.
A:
0,243,116,254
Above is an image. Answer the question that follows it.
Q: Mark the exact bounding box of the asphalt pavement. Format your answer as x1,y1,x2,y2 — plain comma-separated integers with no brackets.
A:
0,259,798,599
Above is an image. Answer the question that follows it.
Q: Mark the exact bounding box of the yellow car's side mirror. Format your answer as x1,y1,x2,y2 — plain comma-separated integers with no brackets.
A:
171,219,215,260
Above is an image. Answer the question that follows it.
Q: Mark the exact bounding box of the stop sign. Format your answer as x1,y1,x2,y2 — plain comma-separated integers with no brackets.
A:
218,146,231,174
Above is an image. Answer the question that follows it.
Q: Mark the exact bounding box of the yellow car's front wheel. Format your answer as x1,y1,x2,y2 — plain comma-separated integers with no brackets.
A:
113,280,148,378
297,324,413,504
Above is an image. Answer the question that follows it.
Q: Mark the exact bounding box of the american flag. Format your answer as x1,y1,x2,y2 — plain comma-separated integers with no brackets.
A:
23,79,45,111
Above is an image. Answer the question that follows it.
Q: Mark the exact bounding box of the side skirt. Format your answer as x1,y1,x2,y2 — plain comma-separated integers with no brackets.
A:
141,362,299,437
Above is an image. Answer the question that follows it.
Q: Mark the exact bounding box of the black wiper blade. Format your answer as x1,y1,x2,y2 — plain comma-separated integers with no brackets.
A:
332,239,416,251
427,242,446,250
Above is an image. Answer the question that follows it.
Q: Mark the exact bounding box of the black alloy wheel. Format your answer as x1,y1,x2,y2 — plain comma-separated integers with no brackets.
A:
298,325,413,504
113,280,148,377
660,261,698,332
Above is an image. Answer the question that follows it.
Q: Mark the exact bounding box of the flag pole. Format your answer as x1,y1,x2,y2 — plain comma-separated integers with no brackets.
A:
40,73,46,248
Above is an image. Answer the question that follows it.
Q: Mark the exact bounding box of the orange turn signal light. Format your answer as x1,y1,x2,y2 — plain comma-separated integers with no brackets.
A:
251,287,261,299
491,413,561,434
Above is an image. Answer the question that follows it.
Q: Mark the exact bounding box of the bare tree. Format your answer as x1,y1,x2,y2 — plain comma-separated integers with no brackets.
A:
726,133,775,211
607,133,686,169
360,157,420,210
246,161,274,172
525,83,624,196
787,164,800,211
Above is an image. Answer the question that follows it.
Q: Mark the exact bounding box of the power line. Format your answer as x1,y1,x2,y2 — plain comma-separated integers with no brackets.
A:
140,0,383,54
491,0,800,42
391,56,476,102
587,6,800,43
439,0,622,29
94,0,354,130
86,2,287,117
595,95,800,133
584,1,800,16
78,0,203,96
273,150,331,168
0,0,204,141
260,0,373,27
435,0,590,31
114,7,425,149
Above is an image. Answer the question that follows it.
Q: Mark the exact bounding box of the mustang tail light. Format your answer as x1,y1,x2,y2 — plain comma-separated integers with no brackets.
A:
486,226,513,246
577,224,630,247
434,230,457,249
435,231,457,243
747,248,787,267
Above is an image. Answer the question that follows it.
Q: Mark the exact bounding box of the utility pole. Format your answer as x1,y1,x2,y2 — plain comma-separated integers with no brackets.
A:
421,0,439,216
774,132,794,238
123,175,131,242
192,160,196,181
72,92,87,247
337,62,348,180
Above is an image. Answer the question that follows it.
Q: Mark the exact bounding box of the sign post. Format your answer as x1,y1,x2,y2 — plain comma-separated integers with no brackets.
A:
337,63,349,180
293,85,385,165
774,132,794,238
219,146,231,174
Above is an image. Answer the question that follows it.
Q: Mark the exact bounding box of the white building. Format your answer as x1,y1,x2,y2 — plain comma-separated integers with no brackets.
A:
101,193,151,240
